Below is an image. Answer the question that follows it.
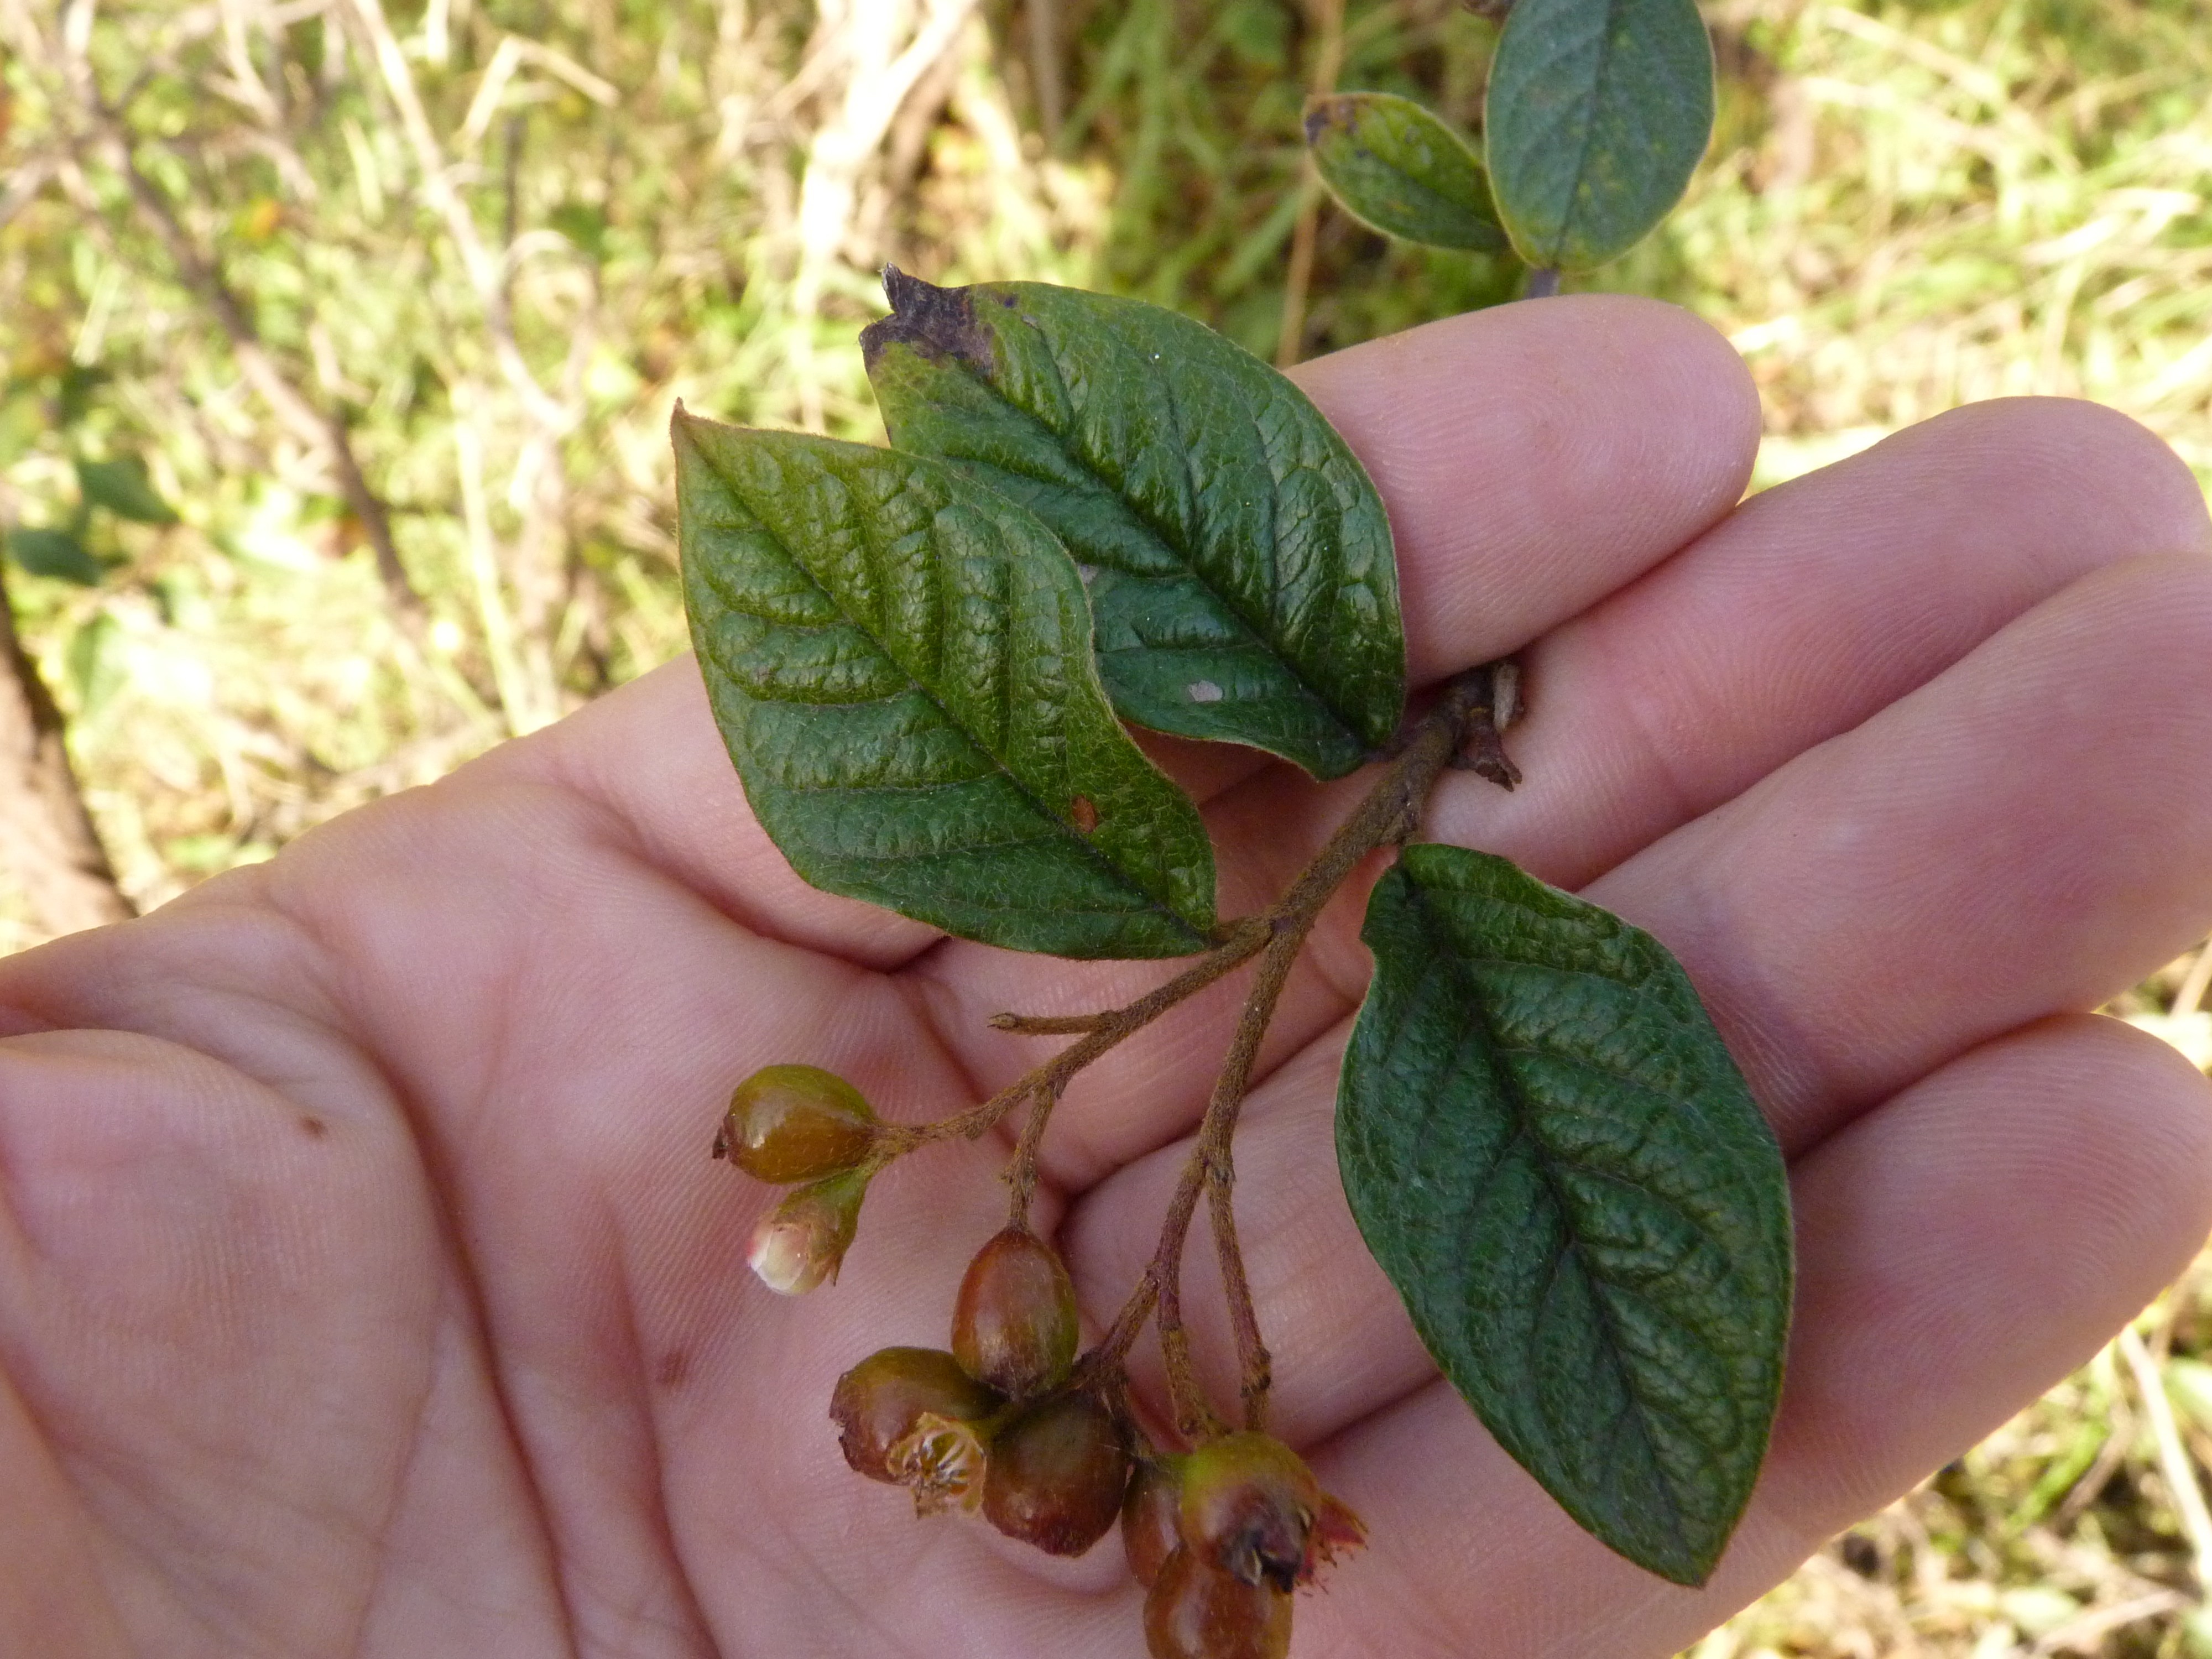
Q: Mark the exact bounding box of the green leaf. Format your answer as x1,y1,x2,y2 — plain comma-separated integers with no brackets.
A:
862,272,1404,781
1303,92,1508,253
67,608,126,716
1483,0,1715,271
676,410,1218,959
76,456,178,524
56,364,108,429
1337,844,1791,1585
0,388,42,468
550,202,608,261
8,526,102,585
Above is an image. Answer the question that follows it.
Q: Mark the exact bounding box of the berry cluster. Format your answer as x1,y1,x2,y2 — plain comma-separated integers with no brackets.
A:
717,1065,1365,1658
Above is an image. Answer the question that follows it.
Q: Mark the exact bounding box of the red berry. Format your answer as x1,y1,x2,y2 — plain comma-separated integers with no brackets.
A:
951,1225,1080,1398
829,1347,1003,1499
1178,1431,1363,1592
1123,1455,1185,1589
1142,1545,1291,1659
746,1168,869,1295
718,1064,878,1184
981,1391,1131,1556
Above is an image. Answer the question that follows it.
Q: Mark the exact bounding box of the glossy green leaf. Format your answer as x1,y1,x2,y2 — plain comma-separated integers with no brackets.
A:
1484,0,1715,271
8,526,102,585
676,411,1217,959
76,456,178,524
1303,92,1507,253
1338,844,1791,1585
862,272,1404,781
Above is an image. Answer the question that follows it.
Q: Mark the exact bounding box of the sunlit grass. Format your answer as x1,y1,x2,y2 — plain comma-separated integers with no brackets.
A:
1655,1,2212,495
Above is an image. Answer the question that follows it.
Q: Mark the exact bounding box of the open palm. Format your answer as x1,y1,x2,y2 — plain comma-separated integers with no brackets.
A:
5,295,2212,1659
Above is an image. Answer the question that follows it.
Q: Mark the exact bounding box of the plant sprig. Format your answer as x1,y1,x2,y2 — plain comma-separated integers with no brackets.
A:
686,9,1789,1643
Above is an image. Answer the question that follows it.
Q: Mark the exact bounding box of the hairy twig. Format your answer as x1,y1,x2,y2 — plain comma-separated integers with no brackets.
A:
1071,664,1520,1436
989,1010,1108,1035
878,915,1275,1160
1003,1081,1063,1227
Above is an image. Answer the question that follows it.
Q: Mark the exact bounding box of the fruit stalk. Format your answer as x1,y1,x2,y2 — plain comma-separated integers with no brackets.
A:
1081,663,1519,1433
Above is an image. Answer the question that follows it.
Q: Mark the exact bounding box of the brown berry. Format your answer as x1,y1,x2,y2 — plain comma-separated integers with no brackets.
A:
718,1064,877,1183
951,1225,1080,1398
830,1347,1002,1488
1123,1455,1186,1588
1178,1431,1363,1591
1142,1545,1291,1659
746,1169,869,1295
980,1391,1131,1556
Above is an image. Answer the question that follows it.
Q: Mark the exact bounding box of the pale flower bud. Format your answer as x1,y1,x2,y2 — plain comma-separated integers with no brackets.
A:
746,1169,868,1295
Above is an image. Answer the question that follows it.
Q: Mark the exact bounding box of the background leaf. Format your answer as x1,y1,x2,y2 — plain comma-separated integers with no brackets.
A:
1484,0,1716,271
75,456,178,524
7,526,102,585
863,272,1405,781
1337,844,1792,1585
67,609,126,716
677,411,1217,959
1304,92,1508,253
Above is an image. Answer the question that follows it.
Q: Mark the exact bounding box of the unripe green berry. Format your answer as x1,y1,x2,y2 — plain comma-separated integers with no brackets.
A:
717,1064,878,1184
746,1168,869,1295
981,1391,1131,1556
1123,1455,1185,1589
1141,1545,1291,1659
829,1347,1002,1499
1178,1431,1363,1592
951,1225,1080,1398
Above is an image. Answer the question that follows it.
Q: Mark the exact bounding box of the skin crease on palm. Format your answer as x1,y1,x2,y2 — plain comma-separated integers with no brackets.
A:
2,297,2212,1659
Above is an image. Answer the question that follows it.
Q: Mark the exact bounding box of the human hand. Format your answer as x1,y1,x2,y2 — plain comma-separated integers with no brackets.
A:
3,295,2210,1658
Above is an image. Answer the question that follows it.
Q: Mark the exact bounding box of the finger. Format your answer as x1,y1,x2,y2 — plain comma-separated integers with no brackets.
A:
1436,395,2212,891
0,1029,451,1652
1067,551,2212,1441
1578,551,2212,1154
474,660,946,971
0,1364,130,1654
1291,1016,2212,1659
1299,294,1761,682
1058,1027,1379,1438
477,297,1760,978
920,409,2212,1190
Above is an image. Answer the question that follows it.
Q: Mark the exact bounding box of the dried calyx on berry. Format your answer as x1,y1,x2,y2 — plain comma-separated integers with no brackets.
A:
1178,1431,1365,1593
952,1224,1080,1398
982,1389,1132,1556
830,1346,1003,1514
715,1063,880,1183
747,1167,870,1294
1142,1544,1292,1659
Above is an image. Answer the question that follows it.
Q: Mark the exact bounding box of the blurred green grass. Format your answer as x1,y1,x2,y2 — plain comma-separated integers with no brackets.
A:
4,0,2212,1650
